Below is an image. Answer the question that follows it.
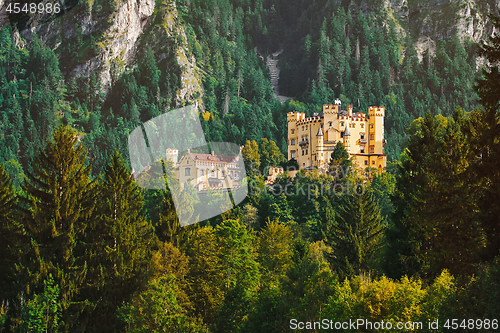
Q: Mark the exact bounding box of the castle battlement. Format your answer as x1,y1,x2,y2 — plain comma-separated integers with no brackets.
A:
287,102,386,173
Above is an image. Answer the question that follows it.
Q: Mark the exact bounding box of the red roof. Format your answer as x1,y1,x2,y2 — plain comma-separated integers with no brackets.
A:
189,153,239,163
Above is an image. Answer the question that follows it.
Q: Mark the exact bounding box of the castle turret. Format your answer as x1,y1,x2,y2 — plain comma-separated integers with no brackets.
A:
343,120,350,152
166,148,179,164
316,126,324,166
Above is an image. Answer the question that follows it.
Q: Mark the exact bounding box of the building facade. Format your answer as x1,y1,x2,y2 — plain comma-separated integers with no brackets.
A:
166,149,242,191
287,103,386,172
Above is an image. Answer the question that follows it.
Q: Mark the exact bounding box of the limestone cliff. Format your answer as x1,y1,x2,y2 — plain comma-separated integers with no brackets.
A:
10,0,203,110
343,0,499,56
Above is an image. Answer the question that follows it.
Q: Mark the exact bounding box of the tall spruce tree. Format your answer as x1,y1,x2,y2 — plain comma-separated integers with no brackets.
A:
0,164,24,301
474,13,500,260
19,125,97,331
325,187,385,279
86,151,155,332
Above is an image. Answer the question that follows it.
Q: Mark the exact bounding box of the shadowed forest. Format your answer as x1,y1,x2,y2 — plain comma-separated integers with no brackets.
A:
1,0,500,331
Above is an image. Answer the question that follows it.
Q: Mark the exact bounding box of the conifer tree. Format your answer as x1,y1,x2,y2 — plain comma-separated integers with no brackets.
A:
19,125,97,331
185,226,224,325
325,188,385,279
86,151,155,331
474,13,500,260
0,164,24,301
329,141,352,178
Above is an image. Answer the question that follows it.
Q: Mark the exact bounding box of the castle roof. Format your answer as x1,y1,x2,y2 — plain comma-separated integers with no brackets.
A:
344,122,350,136
316,127,323,136
189,152,239,163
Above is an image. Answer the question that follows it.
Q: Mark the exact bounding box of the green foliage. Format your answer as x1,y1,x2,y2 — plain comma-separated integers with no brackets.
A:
18,275,61,333
212,219,260,332
257,219,294,288
119,275,205,333
0,5,499,332
329,141,352,176
390,110,484,278
18,126,97,330
325,187,385,279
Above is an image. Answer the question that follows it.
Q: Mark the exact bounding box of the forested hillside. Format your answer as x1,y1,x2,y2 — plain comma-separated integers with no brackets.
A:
1,0,500,332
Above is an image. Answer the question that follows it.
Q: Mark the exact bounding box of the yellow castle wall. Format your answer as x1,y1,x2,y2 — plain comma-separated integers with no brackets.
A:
287,104,387,172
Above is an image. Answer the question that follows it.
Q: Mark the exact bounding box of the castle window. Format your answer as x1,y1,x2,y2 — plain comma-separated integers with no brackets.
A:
185,168,191,176
329,122,332,127
305,148,308,155
360,133,365,139
352,123,355,128
372,160,375,165
221,171,225,177
291,139,295,145
302,149,304,156
306,125,308,130
370,124,374,129
361,124,364,128
211,170,215,177
315,156,317,161
370,147,375,153
341,122,344,126
364,160,368,165
291,129,295,134
291,151,296,158
302,126,304,131
360,146,365,153
201,170,204,176
370,134,375,140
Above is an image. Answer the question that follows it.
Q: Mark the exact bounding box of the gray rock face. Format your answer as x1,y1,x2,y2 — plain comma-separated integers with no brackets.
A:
15,0,203,109
343,0,499,58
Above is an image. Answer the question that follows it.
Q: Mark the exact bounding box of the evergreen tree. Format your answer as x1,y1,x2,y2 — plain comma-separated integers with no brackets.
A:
329,141,352,177
212,219,260,332
325,188,385,279
18,275,61,333
390,112,484,277
19,125,98,331
0,164,24,302
474,13,500,260
185,226,224,326
86,151,155,332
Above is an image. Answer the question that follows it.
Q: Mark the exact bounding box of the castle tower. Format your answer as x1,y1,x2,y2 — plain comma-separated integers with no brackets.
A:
343,119,350,153
166,148,179,164
368,106,385,155
287,111,305,161
316,126,324,166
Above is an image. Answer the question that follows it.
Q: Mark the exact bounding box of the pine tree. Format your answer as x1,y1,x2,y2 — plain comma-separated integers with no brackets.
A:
474,13,500,260
19,125,97,331
213,219,260,332
0,164,25,301
86,151,155,332
325,188,385,279
329,141,352,177
185,226,224,325
390,112,484,277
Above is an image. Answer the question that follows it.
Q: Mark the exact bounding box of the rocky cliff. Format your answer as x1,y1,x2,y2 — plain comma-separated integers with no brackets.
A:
343,0,499,56
8,0,203,110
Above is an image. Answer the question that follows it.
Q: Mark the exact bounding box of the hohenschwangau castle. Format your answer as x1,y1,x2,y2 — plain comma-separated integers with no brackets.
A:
287,103,386,172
